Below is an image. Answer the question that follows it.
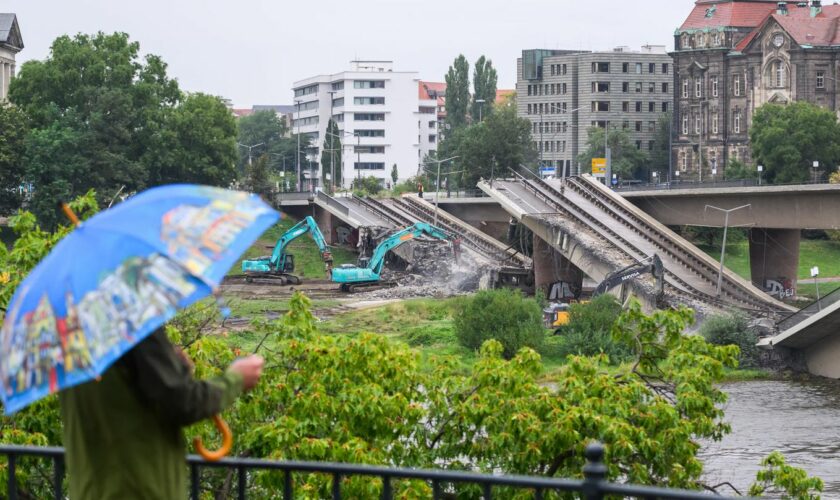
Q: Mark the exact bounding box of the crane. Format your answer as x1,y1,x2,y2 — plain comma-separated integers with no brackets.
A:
241,216,332,284
332,222,450,292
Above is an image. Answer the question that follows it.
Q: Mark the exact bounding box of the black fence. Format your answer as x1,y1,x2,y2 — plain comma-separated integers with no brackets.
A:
777,284,840,332
1,443,749,499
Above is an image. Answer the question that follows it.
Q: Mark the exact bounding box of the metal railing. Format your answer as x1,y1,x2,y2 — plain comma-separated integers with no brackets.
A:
777,285,840,332
1,443,747,499
615,178,837,192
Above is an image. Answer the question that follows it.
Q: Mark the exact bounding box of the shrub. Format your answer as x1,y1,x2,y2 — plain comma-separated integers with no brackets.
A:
700,312,760,368
352,176,383,196
454,289,544,359
555,295,628,363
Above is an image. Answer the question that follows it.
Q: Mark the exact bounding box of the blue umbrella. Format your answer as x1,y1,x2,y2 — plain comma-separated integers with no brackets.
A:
0,184,279,416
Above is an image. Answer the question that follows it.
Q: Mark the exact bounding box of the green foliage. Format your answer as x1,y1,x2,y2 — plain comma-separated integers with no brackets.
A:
444,54,470,129
750,101,840,183
577,126,649,180
472,55,498,121
236,109,288,173
555,295,629,363
9,32,237,227
725,159,757,181
454,289,545,359
649,112,672,177
390,163,398,185
438,104,535,187
352,176,383,196
0,103,29,215
700,312,760,368
749,451,824,499
320,119,342,192
243,154,272,200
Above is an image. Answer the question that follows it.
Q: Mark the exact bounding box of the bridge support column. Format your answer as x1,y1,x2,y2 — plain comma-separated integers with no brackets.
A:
749,228,800,299
533,234,583,299
312,205,339,245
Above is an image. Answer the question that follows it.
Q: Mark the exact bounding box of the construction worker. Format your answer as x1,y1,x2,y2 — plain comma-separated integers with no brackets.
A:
418,182,424,199
452,236,462,264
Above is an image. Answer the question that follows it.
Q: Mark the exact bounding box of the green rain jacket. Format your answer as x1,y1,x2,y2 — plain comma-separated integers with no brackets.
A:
59,329,244,500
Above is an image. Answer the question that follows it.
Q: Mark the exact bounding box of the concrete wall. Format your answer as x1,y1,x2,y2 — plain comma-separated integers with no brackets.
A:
749,228,800,299
438,201,512,242
804,334,840,379
533,234,583,297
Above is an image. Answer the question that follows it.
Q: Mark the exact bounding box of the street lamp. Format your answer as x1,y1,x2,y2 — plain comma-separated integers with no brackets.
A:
237,142,265,168
423,155,459,227
813,160,820,184
711,158,717,182
325,128,360,191
812,266,822,308
295,99,302,192
757,164,763,186
652,171,658,185
705,204,752,297
476,99,486,122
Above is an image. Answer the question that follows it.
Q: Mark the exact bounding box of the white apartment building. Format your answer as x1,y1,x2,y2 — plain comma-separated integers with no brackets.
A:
292,61,438,190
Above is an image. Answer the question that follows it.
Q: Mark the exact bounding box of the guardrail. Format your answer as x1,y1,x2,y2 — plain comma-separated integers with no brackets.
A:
2,443,747,499
315,191,350,216
777,285,840,332
615,178,835,192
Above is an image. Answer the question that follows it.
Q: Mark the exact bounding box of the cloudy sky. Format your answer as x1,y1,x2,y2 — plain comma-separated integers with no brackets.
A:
5,0,691,108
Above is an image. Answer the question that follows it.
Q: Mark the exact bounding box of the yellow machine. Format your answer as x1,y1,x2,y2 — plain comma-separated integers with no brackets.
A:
543,302,571,328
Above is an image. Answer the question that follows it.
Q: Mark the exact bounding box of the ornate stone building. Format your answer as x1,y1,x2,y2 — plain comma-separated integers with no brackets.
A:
673,0,840,180
0,13,23,101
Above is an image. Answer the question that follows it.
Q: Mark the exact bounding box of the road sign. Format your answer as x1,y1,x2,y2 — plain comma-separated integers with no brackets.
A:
540,167,556,177
591,158,607,176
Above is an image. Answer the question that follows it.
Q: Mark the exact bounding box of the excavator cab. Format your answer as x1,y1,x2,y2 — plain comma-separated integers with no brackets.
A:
281,254,295,273
544,302,571,329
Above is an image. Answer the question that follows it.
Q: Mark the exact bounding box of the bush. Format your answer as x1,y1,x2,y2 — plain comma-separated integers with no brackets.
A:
352,176,383,196
554,295,629,363
700,312,760,368
454,289,544,359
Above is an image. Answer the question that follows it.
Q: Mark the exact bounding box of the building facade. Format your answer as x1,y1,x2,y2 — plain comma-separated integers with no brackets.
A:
516,47,673,177
673,0,840,180
291,61,438,190
0,14,23,101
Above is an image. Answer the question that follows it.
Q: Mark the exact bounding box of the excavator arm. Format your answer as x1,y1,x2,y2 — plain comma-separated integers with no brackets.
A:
242,216,332,276
593,254,665,300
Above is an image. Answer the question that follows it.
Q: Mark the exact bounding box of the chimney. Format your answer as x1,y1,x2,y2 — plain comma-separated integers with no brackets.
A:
778,1,788,15
812,0,822,17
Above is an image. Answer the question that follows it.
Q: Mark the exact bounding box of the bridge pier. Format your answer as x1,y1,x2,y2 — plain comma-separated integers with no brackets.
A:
533,234,583,299
749,228,800,299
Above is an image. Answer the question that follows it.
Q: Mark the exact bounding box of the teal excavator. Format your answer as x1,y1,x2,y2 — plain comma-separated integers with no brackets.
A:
241,216,332,284
332,222,450,292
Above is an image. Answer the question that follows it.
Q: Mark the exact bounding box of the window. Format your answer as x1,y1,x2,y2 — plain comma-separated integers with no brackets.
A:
527,85,532,96
354,113,385,121
293,115,319,127
635,121,642,131
592,101,609,112
332,97,344,107
712,113,719,134
355,129,385,137
562,122,568,132
695,115,701,134
635,140,642,149
695,78,702,98
648,102,655,112
594,82,610,92
635,62,643,74
562,64,567,75
550,83,556,95
550,65,556,76
635,101,642,112
354,162,385,170
712,32,720,46
712,76,718,97
648,121,656,132
662,63,669,74
428,120,436,128
734,111,741,133
621,62,629,73
649,82,655,93
622,82,630,93
562,83,568,94
696,34,706,48
297,100,319,111
734,75,741,96
622,101,630,112
593,62,610,73
354,80,386,89
773,61,785,87
817,71,826,89
648,140,655,151
662,82,669,93
662,102,669,112
331,81,344,91
622,120,630,129
681,152,688,171
355,146,385,154
561,102,567,113
635,82,642,93
649,63,656,74
527,104,532,115
419,106,436,114
355,96,385,105
294,84,318,97
682,116,689,134
682,78,689,98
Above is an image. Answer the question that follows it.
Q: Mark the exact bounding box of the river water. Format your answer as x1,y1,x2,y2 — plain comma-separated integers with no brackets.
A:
700,379,840,497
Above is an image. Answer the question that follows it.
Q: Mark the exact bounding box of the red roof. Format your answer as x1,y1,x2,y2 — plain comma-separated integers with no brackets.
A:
495,89,514,104
419,81,446,100
736,5,840,50
231,108,254,118
680,1,777,30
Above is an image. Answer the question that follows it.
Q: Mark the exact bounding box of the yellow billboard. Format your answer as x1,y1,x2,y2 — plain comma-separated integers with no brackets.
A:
591,158,607,176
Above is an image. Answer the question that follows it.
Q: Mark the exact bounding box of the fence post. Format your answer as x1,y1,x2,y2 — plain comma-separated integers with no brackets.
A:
582,442,607,500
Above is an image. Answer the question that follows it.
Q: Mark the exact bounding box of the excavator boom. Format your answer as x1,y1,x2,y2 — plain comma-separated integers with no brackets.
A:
241,216,332,282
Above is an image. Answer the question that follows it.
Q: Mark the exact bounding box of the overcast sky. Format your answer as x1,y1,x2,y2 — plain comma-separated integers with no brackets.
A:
4,0,690,108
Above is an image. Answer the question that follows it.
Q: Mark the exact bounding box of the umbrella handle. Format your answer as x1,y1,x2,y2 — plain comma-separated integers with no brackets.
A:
60,203,81,227
193,414,233,462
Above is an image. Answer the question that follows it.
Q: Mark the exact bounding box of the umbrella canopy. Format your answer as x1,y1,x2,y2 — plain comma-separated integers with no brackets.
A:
1,184,279,415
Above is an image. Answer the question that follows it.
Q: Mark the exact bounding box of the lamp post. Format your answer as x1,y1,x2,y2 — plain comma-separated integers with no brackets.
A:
476,98,486,122
705,203,752,297
652,171,658,185
812,266,822,309
237,142,265,168
711,158,717,183
423,155,459,227
295,99,302,192
757,164,763,186
324,128,358,191
813,160,820,184
327,91,337,194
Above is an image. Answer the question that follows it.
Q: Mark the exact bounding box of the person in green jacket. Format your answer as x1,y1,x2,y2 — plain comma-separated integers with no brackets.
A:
59,327,264,499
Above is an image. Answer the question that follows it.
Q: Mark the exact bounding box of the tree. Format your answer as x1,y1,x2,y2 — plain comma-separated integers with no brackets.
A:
577,126,648,180
244,154,272,200
9,32,237,227
0,104,29,214
472,56,498,121
444,55,470,130
750,101,840,183
391,164,399,186
724,159,757,181
649,112,672,178
236,110,288,172
320,119,342,192
439,103,535,187
454,289,544,359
